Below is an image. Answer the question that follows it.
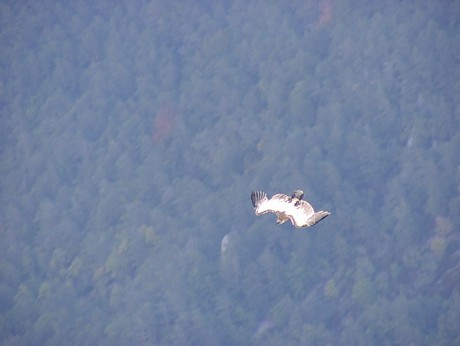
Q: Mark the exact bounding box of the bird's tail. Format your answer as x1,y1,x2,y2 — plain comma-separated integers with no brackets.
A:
305,211,330,227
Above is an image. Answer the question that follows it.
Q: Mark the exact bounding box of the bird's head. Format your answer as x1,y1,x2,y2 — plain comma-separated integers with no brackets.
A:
291,190,304,201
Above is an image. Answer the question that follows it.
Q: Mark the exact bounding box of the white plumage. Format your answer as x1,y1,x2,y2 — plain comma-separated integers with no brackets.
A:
251,190,330,228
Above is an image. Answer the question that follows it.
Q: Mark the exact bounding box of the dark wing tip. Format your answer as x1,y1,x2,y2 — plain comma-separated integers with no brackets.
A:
251,191,266,208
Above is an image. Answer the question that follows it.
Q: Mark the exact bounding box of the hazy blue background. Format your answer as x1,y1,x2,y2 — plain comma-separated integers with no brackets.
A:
1,0,459,345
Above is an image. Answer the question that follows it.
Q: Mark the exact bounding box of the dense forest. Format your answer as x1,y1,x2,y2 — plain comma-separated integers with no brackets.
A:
1,0,459,344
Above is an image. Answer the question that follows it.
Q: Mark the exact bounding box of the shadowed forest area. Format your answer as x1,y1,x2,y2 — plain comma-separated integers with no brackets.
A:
1,0,459,344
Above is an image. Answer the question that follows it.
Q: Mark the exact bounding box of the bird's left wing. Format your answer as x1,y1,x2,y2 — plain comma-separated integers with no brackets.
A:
251,192,290,215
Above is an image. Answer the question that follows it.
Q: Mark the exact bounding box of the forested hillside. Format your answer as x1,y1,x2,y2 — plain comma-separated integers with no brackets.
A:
1,0,459,344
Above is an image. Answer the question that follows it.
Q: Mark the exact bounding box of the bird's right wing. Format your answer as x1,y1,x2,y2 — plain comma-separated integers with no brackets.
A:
297,200,315,218
290,201,330,228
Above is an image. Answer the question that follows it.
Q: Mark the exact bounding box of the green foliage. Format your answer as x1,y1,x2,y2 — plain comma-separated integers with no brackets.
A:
352,277,376,306
324,278,338,299
1,0,459,344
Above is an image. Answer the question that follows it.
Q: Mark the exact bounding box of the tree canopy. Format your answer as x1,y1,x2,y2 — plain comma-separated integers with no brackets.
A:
1,0,459,344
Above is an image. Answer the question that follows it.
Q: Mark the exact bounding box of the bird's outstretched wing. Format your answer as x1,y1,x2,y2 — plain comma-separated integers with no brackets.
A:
251,191,290,215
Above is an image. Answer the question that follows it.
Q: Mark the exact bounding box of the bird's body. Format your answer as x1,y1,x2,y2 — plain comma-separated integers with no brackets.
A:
251,190,330,228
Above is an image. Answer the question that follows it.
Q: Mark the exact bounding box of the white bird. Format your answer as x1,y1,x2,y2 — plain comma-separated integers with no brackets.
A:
251,190,330,228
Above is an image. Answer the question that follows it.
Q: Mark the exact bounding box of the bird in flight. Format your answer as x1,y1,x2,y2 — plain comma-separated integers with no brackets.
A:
251,190,330,228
